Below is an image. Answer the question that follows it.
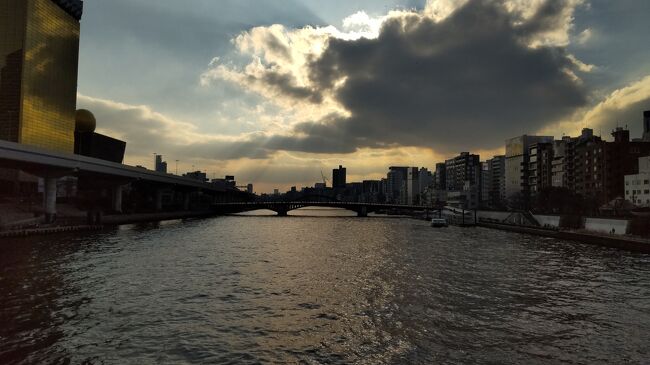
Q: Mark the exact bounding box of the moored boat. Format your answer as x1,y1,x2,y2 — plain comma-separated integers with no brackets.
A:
430,218,448,227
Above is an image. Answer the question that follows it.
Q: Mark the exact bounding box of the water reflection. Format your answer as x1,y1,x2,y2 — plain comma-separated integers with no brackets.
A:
0,214,649,364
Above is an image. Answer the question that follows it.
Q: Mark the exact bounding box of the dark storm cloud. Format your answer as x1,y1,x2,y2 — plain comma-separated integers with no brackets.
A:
259,71,323,103
278,0,589,153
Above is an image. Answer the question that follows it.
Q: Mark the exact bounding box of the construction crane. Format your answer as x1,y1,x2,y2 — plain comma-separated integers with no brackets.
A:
320,170,329,187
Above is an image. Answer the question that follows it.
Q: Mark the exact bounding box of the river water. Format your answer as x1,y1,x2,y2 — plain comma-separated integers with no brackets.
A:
1,208,649,364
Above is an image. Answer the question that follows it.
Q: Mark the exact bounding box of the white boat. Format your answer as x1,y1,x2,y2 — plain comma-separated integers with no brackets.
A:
430,218,448,227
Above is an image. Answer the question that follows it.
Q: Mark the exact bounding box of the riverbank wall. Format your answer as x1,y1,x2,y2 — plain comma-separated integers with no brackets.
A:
476,211,634,235
478,222,650,254
0,210,216,239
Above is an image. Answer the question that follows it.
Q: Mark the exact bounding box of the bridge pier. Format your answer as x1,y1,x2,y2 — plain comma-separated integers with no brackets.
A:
43,177,58,223
155,189,164,211
276,209,288,217
183,192,191,211
112,185,124,213
357,206,368,217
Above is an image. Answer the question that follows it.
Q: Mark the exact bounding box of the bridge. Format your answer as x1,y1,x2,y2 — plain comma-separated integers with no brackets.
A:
212,201,441,217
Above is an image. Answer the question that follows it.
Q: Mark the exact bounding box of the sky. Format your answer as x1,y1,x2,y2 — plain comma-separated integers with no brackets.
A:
76,0,650,193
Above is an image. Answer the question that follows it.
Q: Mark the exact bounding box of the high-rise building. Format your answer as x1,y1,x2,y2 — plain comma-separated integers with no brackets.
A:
434,163,446,190
386,166,408,204
155,155,168,173
487,155,506,207
406,167,419,205
445,152,480,191
332,165,346,189
505,135,553,203
551,137,572,188
642,110,650,141
480,162,491,206
0,0,83,153
527,142,554,195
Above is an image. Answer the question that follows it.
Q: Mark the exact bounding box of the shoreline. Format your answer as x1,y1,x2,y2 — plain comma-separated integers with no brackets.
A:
478,222,650,254
0,210,216,239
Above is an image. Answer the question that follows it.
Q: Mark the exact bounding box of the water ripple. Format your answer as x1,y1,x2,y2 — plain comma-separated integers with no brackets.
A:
1,212,649,364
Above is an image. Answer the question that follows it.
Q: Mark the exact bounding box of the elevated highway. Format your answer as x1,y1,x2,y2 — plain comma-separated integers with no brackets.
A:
0,140,245,221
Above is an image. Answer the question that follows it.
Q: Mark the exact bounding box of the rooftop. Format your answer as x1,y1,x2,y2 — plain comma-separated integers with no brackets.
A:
51,0,83,21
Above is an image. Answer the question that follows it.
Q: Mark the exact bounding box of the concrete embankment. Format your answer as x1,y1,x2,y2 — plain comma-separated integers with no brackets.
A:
0,211,216,239
479,222,650,254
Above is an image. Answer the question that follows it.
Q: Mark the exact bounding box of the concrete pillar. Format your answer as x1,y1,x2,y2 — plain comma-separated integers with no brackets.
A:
112,185,124,213
155,189,164,211
43,177,58,223
357,206,368,217
183,192,191,211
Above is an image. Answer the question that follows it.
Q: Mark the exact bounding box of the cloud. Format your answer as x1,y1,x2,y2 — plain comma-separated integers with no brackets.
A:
576,28,593,45
76,93,459,191
580,75,650,135
77,94,361,161
206,0,591,154
77,94,271,161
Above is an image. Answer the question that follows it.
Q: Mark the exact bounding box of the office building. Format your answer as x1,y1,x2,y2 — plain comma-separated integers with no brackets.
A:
155,155,168,173
625,156,650,206
0,0,83,153
332,165,346,189
247,184,254,194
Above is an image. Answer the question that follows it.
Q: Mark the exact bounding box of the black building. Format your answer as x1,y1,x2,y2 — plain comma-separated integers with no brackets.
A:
333,165,346,189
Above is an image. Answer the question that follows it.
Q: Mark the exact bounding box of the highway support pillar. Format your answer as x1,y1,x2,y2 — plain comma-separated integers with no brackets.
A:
112,185,124,213
155,189,164,211
43,177,58,223
183,192,191,211
357,206,368,217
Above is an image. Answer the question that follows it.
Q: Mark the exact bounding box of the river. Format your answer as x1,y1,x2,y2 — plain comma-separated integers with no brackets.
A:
1,208,649,364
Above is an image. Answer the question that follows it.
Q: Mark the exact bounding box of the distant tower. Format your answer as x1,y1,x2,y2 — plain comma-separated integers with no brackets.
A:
643,110,650,141
332,165,347,189
155,155,167,173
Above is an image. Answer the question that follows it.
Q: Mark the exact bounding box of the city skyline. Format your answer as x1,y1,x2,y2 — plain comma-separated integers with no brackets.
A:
74,0,650,192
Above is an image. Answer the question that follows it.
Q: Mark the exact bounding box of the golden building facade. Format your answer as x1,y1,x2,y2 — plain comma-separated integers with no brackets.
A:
0,0,81,153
